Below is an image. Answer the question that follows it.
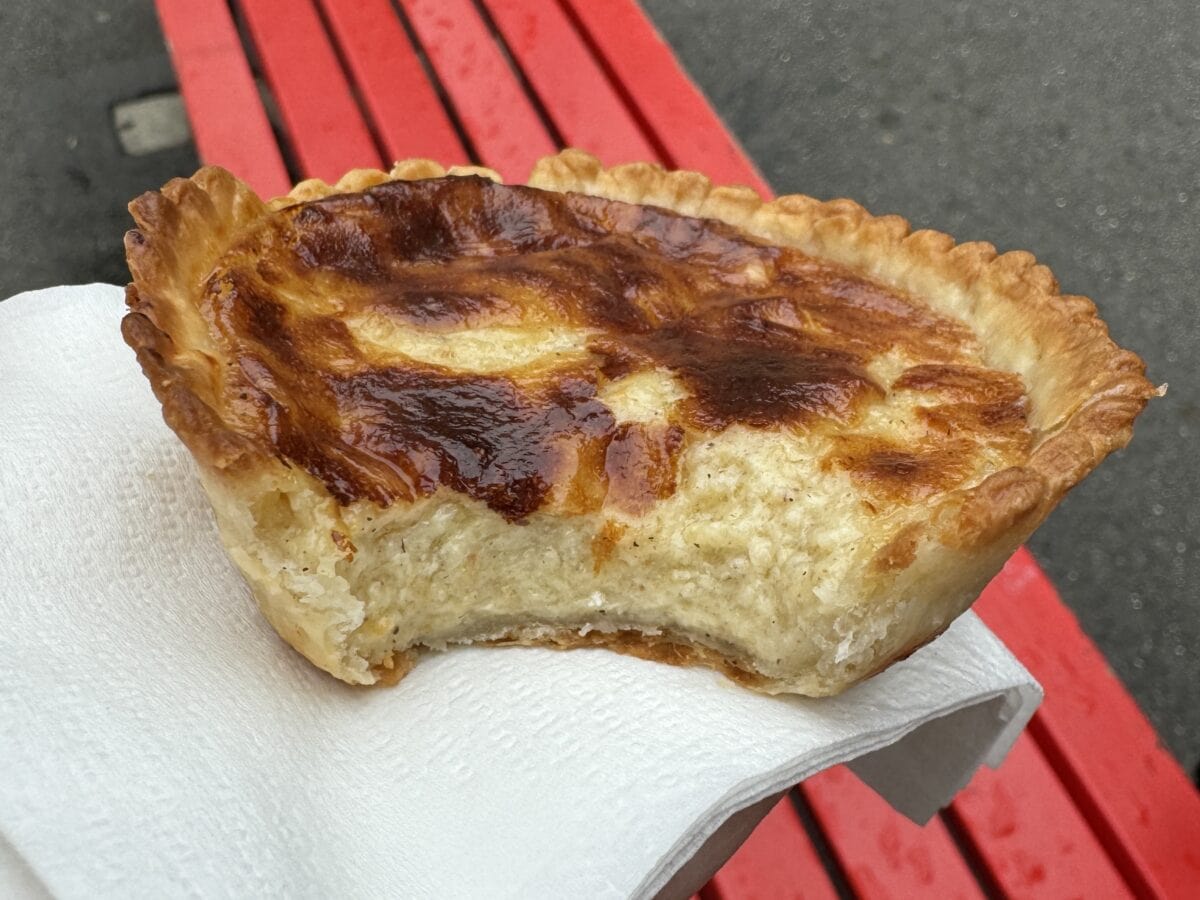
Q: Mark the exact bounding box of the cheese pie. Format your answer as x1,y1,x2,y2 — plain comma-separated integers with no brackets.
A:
122,150,1156,694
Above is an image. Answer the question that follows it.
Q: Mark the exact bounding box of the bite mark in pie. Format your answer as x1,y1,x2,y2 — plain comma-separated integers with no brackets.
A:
122,150,1157,694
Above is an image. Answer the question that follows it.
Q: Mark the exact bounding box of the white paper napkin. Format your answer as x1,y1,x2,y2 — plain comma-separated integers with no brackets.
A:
0,285,1041,899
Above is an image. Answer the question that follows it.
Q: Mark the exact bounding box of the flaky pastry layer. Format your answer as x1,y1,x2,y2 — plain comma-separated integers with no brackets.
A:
122,150,1157,694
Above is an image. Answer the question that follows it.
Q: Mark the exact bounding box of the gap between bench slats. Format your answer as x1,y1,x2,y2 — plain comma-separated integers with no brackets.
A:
707,730,1133,900
554,0,770,196
397,0,557,181
701,797,839,900
236,0,382,181
948,730,1132,899
802,766,983,899
479,0,656,164
152,0,290,198
977,549,1200,899
316,0,469,166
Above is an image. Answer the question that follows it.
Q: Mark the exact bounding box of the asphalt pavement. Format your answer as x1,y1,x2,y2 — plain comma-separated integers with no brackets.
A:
1,0,1195,775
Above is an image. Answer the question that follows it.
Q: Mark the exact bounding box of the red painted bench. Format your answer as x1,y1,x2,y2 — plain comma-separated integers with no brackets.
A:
151,2,1200,895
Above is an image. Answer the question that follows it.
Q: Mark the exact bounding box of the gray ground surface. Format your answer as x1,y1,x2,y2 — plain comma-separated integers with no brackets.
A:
0,3,198,290
0,1,1195,774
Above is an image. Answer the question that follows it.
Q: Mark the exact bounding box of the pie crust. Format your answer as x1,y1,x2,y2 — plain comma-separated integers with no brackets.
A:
122,150,1157,694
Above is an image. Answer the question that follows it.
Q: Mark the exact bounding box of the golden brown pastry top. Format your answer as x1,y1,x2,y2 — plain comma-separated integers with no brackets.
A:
123,152,1158,555
129,173,1033,523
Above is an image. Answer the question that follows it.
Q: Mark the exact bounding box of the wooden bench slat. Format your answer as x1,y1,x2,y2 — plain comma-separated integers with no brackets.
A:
950,731,1133,898
802,766,984,899
316,0,469,166
236,0,382,181
480,0,656,166
556,0,770,196
976,548,1200,899
701,798,839,900
397,0,557,180
152,0,290,198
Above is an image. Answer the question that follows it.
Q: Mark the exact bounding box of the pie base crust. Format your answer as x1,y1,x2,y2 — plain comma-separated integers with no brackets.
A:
122,150,1157,695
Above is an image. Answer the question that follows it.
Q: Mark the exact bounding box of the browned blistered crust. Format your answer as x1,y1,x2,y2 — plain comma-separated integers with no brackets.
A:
131,167,1008,525
122,150,1158,692
125,151,1156,553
